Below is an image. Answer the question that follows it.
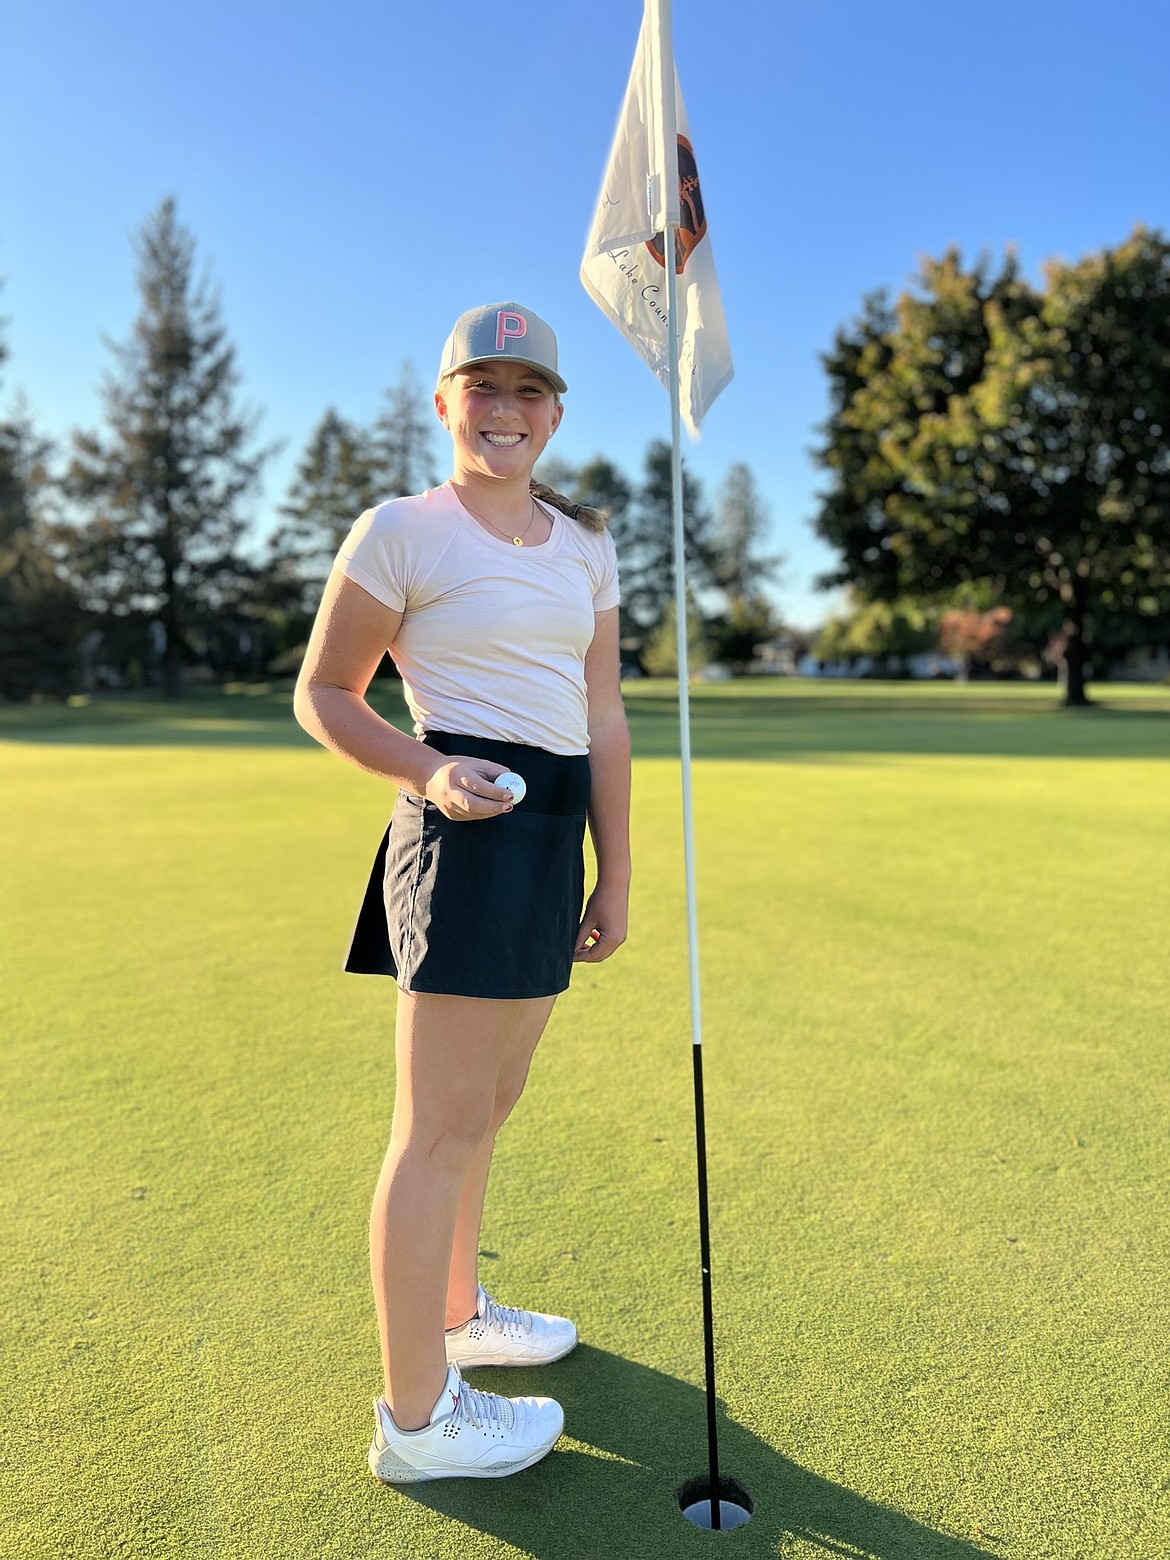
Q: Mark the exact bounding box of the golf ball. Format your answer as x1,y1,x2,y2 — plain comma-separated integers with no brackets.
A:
496,770,527,803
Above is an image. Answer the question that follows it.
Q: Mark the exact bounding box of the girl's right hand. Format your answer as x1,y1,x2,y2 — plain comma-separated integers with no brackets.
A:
422,758,516,820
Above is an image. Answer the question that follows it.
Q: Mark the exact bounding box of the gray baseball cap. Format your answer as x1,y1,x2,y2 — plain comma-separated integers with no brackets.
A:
438,302,567,394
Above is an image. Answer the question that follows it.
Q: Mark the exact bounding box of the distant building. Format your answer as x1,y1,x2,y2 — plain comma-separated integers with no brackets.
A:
795,651,959,679
1106,646,1170,682
904,652,959,680
749,635,798,676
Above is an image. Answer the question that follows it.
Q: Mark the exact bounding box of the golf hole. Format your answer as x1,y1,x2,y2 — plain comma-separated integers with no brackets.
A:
677,1474,754,1531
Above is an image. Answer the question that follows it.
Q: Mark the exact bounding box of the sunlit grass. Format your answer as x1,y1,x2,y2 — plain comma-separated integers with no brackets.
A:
3,683,1168,1559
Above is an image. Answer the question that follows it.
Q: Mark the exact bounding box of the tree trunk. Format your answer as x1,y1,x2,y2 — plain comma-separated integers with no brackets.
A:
161,531,182,700
1059,573,1090,708
161,622,182,698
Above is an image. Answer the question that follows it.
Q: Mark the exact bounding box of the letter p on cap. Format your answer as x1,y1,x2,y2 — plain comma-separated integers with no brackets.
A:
496,311,527,350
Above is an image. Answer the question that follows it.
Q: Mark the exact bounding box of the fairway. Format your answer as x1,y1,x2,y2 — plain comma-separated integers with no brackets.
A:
3,681,1169,1560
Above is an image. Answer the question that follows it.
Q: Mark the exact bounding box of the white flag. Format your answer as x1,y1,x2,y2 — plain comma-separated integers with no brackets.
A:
580,8,733,439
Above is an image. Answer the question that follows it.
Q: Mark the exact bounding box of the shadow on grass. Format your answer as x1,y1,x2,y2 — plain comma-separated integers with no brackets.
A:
618,684,1170,762
1,683,1167,762
0,688,321,749
378,1346,1005,1560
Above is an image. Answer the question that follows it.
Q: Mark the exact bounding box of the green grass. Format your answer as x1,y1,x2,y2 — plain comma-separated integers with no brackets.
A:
3,681,1169,1559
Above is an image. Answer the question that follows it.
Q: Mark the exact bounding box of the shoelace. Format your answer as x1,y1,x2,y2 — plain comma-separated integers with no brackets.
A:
456,1376,516,1433
482,1293,534,1337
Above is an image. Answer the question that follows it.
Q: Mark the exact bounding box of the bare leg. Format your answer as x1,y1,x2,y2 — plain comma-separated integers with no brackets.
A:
444,994,557,1328
369,990,554,1431
371,992,509,1430
444,1131,496,1330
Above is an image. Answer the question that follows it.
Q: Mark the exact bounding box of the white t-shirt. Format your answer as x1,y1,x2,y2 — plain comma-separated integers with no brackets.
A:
335,484,621,756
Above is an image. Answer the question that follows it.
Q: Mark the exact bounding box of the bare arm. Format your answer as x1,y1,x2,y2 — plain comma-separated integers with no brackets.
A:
293,569,513,818
574,606,631,962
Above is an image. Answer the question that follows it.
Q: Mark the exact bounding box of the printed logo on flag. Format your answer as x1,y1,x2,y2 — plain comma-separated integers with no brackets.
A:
578,6,733,439
646,137,707,275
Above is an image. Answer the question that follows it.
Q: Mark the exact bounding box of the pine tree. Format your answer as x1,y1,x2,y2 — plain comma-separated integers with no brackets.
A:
267,408,377,609
571,456,635,554
711,462,784,607
0,387,83,700
370,362,439,498
67,198,272,697
0,296,84,698
705,461,784,667
621,440,713,632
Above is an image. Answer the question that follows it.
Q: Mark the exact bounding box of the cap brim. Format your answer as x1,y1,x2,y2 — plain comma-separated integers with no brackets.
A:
448,355,567,395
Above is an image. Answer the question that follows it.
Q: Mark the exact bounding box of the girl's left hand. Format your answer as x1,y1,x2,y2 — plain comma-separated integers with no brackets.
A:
573,884,629,963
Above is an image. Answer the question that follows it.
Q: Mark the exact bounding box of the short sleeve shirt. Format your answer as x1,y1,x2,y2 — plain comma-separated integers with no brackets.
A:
334,484,620,756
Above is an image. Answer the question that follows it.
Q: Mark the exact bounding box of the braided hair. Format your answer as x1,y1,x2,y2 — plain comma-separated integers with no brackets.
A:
529,481,608,534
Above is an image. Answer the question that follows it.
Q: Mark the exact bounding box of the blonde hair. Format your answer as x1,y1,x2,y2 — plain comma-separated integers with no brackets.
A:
436,370,608,533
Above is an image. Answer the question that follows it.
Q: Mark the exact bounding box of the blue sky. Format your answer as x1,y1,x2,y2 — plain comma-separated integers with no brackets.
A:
3,0,1167,625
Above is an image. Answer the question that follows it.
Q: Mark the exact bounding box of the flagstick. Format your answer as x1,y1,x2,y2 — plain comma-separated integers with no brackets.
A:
664,253,723,1535
654,0,723,1529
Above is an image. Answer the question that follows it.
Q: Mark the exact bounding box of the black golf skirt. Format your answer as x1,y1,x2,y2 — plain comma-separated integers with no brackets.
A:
344,731,591,1000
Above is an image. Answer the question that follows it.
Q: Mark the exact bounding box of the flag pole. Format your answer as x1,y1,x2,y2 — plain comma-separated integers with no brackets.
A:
650,0,724,1530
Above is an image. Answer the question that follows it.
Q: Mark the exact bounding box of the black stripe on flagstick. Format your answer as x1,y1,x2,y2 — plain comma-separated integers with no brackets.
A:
691,1035,722,1525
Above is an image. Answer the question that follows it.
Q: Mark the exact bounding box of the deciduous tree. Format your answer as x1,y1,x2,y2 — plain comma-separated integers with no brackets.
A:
938,606,1013,681
813,229,1170,705
812,591,937,675
641,595,712,678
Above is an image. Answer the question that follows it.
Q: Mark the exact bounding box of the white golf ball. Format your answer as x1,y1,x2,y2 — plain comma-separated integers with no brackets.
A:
496,770,527,803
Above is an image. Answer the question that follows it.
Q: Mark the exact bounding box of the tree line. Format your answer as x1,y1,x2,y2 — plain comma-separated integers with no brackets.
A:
0,199,781,702
4,201,1168,707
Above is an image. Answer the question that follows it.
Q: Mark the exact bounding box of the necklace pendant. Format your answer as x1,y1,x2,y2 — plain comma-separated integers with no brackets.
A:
512,536,524,546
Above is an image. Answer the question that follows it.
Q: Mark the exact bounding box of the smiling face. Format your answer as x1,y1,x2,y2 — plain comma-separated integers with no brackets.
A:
435,361,563,485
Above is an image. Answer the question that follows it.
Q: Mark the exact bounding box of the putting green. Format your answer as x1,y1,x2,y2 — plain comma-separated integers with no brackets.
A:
2,681,1168,1559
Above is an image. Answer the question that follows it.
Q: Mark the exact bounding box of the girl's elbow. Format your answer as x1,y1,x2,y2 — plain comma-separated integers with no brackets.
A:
292,676,319,735
588,709,630,748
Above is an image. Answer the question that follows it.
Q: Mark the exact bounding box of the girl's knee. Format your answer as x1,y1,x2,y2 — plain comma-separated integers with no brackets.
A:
394,1092,495,1161
422,1125,492,1174
491,1066,530,1132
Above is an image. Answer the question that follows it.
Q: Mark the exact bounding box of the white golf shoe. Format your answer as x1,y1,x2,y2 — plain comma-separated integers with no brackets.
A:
368,1362,564,1484
444,1283,578,1369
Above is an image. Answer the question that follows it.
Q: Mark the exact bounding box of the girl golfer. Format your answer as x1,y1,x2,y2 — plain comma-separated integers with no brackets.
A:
294,302,630,1483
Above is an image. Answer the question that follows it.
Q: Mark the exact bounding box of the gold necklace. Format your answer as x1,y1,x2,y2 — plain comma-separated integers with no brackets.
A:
458,491,541,547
